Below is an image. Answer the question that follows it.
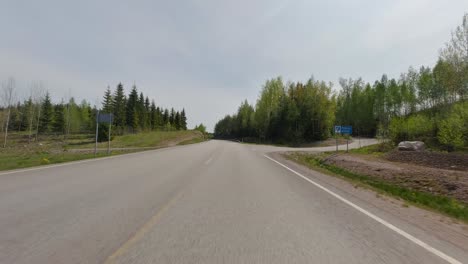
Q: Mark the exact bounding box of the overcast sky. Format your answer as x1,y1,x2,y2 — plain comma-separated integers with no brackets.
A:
1,0,467,131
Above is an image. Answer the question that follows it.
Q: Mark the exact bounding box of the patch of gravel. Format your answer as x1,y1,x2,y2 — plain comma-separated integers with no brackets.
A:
325,154,468,203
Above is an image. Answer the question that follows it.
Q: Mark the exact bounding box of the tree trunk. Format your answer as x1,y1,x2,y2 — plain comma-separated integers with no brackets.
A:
3,107,11,148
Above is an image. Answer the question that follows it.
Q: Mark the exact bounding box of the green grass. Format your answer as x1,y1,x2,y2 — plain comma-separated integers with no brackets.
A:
349,142,394,156
287,152,468,222
70,130,203,149
0,130,205,171
177,137,207,146
0,150,126,171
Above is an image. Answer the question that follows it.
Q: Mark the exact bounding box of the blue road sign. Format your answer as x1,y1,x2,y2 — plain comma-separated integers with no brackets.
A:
341,126,352,135
98,113,113,123
334,125,341,134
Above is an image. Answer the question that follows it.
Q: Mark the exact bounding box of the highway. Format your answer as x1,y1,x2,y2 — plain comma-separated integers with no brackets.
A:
0,140,467,264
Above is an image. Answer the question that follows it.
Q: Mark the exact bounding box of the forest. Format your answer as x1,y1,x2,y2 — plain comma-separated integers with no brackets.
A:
0,82,188,146
214,13,468,150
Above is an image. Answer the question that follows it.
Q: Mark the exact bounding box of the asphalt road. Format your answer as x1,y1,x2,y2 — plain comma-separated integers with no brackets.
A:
0,140,466,264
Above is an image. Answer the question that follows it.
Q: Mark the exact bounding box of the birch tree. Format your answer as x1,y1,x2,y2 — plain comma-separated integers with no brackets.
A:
2,77,16,148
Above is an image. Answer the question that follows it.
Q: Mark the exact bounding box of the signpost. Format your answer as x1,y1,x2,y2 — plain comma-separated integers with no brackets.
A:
334,125,353,153
95,113,113,156
334,126,341,152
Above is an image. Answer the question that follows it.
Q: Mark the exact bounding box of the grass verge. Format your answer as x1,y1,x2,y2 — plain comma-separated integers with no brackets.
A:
286,152,468,222
177,137,207,146
0,130,206,171
69,130,203,149
0,150,138,171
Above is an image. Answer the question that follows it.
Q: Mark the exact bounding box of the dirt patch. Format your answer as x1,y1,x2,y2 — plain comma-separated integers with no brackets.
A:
325,154,468,203
385,150,468,171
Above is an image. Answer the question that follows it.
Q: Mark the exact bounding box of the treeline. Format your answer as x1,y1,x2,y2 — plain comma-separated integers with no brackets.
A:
335,13,468,150
101,83,187,134
1,81,188,146
1,85,96,143
215,77,335,144
215,13,468,150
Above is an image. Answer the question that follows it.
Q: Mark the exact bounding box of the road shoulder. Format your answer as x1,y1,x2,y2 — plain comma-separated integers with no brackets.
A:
267,151,468,256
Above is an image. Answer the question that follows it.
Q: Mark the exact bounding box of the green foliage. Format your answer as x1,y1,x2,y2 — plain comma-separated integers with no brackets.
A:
52,104,66,133
112,83,126,130
180,109,187,130
437,102,468,151
38,92,53,133
214,77,336,143
438,116,464,151
126,85,139,132
389,115,433,143
97,123,114,142
194,123,207,134
102,86,113,113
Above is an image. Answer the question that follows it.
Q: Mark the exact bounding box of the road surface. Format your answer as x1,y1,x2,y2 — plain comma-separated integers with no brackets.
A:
0,140,466,263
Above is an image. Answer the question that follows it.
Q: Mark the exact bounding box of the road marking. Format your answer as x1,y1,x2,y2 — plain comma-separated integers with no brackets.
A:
205,157,213,165
263,154,462,264
104,190,185,263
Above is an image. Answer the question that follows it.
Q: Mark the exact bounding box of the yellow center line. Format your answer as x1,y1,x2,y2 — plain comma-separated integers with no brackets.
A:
104,190,185,264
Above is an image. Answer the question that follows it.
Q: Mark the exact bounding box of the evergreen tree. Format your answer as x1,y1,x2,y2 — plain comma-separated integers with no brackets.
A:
102,86,113,113
126,85,139,131
38,92,53,133
112,83,126,130
52,103,66,133
180,109,187,130
175,111,181,130
145,96,151,129
163,108,169,125
169,108,175,126
138,92,146,130
150,101,157,130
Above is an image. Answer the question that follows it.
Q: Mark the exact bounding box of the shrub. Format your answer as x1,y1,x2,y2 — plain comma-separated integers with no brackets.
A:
438,112,465,151
389,115,434,143
97,123,115,142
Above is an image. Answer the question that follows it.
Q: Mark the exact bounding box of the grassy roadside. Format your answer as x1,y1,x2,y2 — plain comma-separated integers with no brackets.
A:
286,151,468,222
0,130,206,172
0,150,142,171
68,130,204,149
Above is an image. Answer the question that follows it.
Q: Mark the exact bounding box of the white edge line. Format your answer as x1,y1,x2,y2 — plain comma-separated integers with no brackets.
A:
263,154,462,264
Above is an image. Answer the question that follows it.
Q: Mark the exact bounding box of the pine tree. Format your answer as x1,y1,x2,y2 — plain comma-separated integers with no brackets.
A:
52,103,66,133
150,101,157,130
138,92,146,130
144,96,151,129
163,108,169,124
112,83,126,130
175,111,181,130
180,109,187,130
38,92,53,133
126,85,139,131
102,86,113,113
169,108,175,126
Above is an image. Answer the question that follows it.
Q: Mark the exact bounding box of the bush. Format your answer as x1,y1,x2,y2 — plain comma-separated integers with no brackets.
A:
97,123,115,142
389,115,434,143
437,112,465,151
